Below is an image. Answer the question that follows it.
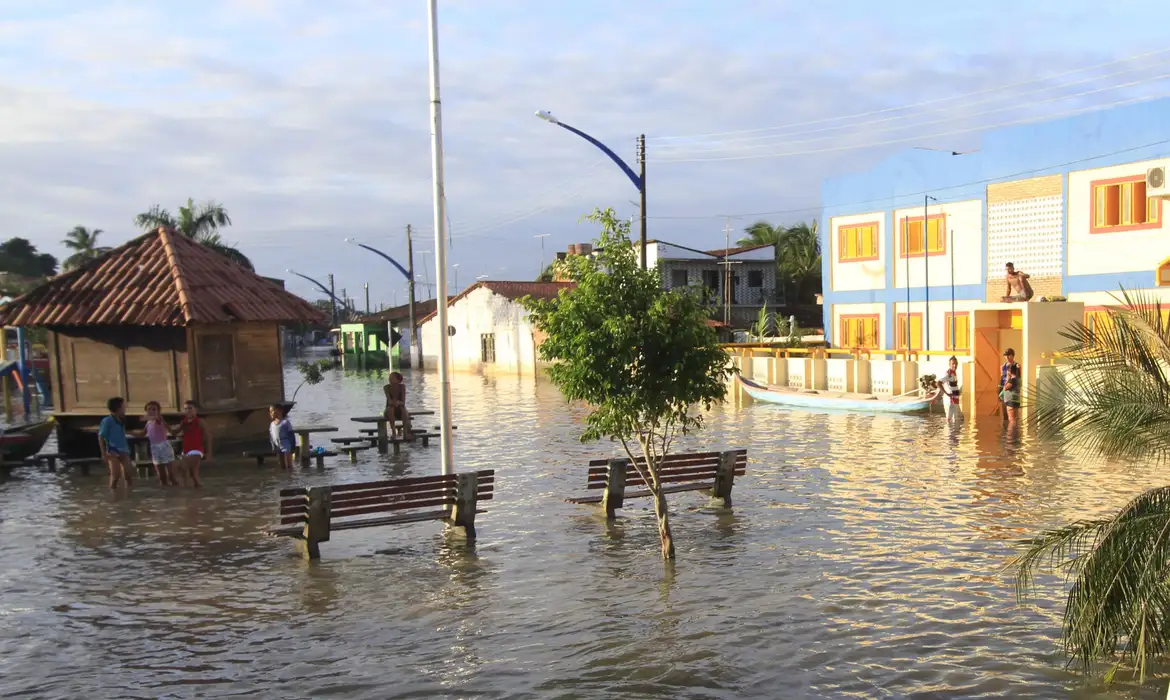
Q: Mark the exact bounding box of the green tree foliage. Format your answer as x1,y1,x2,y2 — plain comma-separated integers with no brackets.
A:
1010,290,1170,685
134,198,254,270
291,359,334,401
0,238,58,278
524,208,734,560
61,226,111,271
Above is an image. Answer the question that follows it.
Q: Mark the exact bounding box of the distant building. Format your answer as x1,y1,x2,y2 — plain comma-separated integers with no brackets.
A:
821,97,1170,353
418,281,574,374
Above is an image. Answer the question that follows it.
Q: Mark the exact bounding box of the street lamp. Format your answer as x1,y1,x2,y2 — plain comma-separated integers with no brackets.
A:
535,110,647,269
452,263,459,295
286,268,343,326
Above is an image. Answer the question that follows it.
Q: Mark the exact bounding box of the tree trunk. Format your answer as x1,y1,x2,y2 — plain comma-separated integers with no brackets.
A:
652,488,675,560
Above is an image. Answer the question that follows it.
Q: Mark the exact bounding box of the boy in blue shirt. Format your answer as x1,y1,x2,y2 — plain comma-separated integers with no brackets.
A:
269,404,296,470
99,396,133,489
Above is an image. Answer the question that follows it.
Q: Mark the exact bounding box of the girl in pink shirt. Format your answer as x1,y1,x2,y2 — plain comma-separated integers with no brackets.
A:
143,401,177,485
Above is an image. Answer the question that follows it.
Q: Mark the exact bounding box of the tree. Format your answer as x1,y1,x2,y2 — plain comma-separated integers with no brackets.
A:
1010,290,1170,685
778,220,821,305
134,198,254,270
291,359,334,401
737,221,784,248
61,226,111,270
0,238,58,278
523,207,734,560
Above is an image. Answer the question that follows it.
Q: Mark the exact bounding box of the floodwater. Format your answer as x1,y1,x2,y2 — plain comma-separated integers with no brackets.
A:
1,354,1167,699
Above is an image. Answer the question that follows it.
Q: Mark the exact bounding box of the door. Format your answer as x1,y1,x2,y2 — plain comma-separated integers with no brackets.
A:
197,333,236,406
973,328,1000,417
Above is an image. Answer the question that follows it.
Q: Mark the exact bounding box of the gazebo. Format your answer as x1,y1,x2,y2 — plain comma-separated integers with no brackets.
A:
0,227,324,454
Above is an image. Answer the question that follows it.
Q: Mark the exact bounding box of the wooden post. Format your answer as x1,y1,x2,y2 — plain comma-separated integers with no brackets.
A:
347,449,359,464
376,419,389,454
447,471,478,540
297,432,311,466
2,374,11,423
601,458,627,520
709,450,737,509
314,452,326,469
298,486,331,560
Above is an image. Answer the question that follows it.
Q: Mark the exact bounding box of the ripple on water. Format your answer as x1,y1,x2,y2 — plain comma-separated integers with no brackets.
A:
0,363,1166,699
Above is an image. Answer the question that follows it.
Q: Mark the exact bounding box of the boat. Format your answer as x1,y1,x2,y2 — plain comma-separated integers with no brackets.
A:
736,376,933,414
1,418,55,462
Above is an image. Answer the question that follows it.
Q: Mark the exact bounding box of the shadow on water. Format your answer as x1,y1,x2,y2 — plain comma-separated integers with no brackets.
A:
1,359,1168,698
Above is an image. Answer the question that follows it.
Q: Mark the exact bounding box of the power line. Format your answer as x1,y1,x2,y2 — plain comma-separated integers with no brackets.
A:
653,67,1170,154
646,45,1170,142
650,93,1166,163
647,136,1170,222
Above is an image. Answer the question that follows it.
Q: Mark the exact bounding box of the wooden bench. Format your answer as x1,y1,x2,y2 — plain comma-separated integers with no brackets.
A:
244,449,338,468
566,449,747,519
331,436,376,446
35,452,66,471
263,469,495,559
337,444,373,463
61,457,104,476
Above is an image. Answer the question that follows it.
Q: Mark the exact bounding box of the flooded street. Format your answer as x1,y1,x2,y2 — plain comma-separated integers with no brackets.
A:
0,358,1165,698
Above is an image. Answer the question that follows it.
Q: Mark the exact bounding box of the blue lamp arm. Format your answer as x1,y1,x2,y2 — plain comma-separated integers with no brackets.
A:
554,122,643,191
354,243,413,281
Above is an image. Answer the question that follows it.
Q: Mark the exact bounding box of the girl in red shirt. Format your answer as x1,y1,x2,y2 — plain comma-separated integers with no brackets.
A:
177,400,212,487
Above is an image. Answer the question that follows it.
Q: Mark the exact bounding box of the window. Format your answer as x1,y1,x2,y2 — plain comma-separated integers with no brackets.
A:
480,333,496,364
900,214,945,257
840,315,879,349
747,270,764,288
671,268,689,288
1160,258,1170,287
945,312,970,351
839,222,879,262
896,313,923,350
701,269,720,293
1091,176,1161,233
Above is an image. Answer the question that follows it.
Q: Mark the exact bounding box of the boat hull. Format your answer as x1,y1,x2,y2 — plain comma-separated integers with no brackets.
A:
1,418,55,461
737,376,931,414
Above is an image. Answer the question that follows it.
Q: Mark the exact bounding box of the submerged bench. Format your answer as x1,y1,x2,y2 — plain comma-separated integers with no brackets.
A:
244,449,338,468
263,469,495,559
567,449,747,519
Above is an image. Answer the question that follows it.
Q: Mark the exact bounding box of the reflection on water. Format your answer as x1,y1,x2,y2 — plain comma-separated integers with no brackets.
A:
0,361,1166,698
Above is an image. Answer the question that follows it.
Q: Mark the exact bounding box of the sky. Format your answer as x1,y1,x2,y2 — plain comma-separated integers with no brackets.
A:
3,0,1170,307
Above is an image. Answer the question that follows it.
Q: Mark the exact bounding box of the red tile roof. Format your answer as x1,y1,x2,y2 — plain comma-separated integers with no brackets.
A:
0,228,324,327
419,281,575,323
359,297,454,324
705,243,774,257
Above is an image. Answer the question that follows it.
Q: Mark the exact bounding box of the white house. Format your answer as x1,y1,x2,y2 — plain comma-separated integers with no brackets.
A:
418,281,575,374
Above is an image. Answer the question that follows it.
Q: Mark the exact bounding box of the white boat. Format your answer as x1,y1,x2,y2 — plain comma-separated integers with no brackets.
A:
737,376,933,414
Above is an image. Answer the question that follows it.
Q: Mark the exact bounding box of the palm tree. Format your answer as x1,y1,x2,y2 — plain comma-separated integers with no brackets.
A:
61,226,110,271
737,221,784,248
778,220,821,305
1010,290,1170,685
134,199,253,270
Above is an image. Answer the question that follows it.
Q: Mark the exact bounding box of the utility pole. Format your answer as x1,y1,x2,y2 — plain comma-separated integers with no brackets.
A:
924,195,935,352
723,220,732,326
364,283,370,314
535,233,550,278
407,224,422,369
637,134,647,270
328,273,337,327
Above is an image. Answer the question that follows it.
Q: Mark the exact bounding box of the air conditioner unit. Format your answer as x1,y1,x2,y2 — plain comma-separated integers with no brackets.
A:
1147,165,1170,199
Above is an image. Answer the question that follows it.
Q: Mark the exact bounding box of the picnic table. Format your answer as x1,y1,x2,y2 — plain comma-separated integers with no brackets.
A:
351,411,433,453
293,425,338,466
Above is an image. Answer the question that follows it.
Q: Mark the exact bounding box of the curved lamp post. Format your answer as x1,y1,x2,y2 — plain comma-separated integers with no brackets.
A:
535,110,647,269
343,238,413,281
287,268,344,326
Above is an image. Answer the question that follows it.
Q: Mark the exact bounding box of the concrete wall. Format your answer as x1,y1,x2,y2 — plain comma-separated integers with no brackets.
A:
892,199,983,291
419,287,540,374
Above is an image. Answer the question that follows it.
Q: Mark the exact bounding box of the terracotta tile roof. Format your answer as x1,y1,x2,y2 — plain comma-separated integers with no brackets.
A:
705,243,774,257
0,228,324,327
419,281,575,324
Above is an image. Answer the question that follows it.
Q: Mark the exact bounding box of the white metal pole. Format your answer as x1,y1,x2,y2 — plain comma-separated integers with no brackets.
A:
426,0,454,475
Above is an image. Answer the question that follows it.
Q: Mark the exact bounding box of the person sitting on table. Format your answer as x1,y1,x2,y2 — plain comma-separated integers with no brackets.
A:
383,371,414,440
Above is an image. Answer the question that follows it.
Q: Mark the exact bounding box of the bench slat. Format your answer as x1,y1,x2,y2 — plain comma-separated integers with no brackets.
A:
332,487,451,510
332,497,453,519
622,467,745,489
587,459,746,485
566,482,710,505
587,452,747,476
280,514,307,525
279,487,308,497
330,509,451,531
331,482,453,505
330,474,456,493
586,448,746,468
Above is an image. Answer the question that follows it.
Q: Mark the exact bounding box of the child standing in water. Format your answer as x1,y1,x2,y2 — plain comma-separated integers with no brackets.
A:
383,372,413,440
143,401,177,485
98,396,134,490
177,400,211,487
269,404,296,470
999,364,1021,427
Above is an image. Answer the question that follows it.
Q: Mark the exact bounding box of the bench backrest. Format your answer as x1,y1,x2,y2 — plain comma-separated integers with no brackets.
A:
585,449,746,489
278,469,495,526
